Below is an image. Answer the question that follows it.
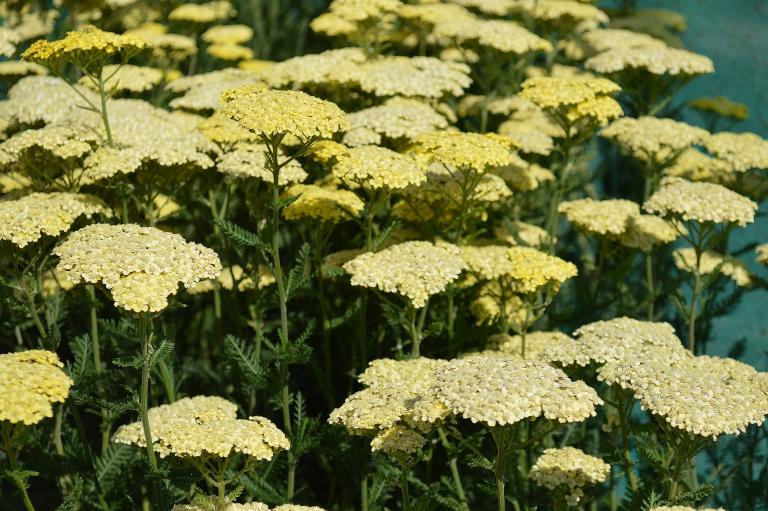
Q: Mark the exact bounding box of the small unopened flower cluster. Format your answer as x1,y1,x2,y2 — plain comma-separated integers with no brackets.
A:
0,350,73,425
644,177,757,226
343,241,465,308
530,447,610,505
600,116,709,164
433,357,602,427
114,395,289,459
53,224,221,312
673,248,752,287
0,192,108,248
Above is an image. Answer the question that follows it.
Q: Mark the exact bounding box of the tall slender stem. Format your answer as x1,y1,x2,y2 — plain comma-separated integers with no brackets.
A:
400,463,412,511
87,285,111,453
688,249,703,355
645,252,655,321
438,428,469,511
2,424,36,511
138,313,158,473
97,69,113,147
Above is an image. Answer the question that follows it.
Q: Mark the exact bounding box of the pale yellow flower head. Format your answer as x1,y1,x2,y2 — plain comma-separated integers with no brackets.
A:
530,447,610,505
371,425,426,456
345,97,449,142
0,350,73,425
505,247,577,294
600,116,709,164
332,145,425,190
487,331,576,361
0,192,108,248
433,357,602,427
114,395,289,459
673,248,752,287
703,131,768,172
79,64,164,94
520,76,622,126
202,24,254,44
644,177,757,226
619,214,680,252
173,500,269,511
53,224,221,313
559,198,639,237
207,43,254,61
169,1,236,24
408,131,515,172
266,48,366,89
357,56,472,99
434,17,552,55
325,0,403,23
585,46,714,76
220,88,349,142
343,241,465,308
217,144,308,184
756,244,768,266
283,184,364,223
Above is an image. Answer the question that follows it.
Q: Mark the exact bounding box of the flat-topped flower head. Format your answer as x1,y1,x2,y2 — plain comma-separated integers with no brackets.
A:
220,88,349,143
324,0,402,23
332,145,425,190
505,247,577,294
169,1,236,24
544,316,687,368
559,199,640,237
266,48,365,90
598,354,768,439
173,500,269,511
586,46,714,76
207,43,254,62
217,144,308,184
434,17,552,55
433,357,602,427
514,0,609,27
0,192,108,248
282,184,364,223
114,395,289,459
644,177,757,226
460,244,518,280
619,214,680,252
530,447,610,505
22,25,146,74
371,425,426,456
345,97,449,143
600,116,709,164
568,29,667,60
79,64,164,94
357,56,472,99
487,331,575,361
408,131,515,172
343,241,465,308
673,248,752,287
520,76,622,126
202,24,254,45
650,507,725,511
0,350,73,425
53,224,221,313
703,131,768,172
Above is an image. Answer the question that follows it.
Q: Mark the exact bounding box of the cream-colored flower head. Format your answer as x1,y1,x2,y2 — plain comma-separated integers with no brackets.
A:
505,247,577,294
487,331,575,361
274,506,326,511
408,131,515,172
187,265,275,295
497,122,555,155
0,60,47,79
600,116,709,164
520,76,622,126
650,507,725,511
545,317,687,368
79,64,164,94
514,0,608,29
343,241,465,308
217,144,308,185
114,395,289,459
22,25,146,74
169,1,236,24
619,214,679,252
703,131,768,172
282,184,364,223
0,193,108,248
0,350,73,425
663,147,731,183
443,0,515,16
357,56,471,99
371,425,426,456
202,24,254,44
54,224,221,313
469,282,527,327
345,97,449,142
332,146,425,190
559,199,639,237
220,88,349,142
494,221,551,249
207,43,254,61
173,500,269,511
644,177,757,226
530,447,610,505
266,48,365,90
435,17,552,55
599,354,768,439
433,357,602,427
460,244,518,280
585,46,714,76
168,68,262,113
568,28,666,60
673,248,752,287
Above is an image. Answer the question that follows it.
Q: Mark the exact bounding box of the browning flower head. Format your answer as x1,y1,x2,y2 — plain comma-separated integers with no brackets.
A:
343,241,465,308
433,357,602,427
585,46,714,76
332,145,425,190
113,395,289,459
600,116,709,164
598,354,768,439
282,184,364,223
220,88,349,142
53,224,221,312
0,192,108,248
703,131,768,172
504,247,577,294
530,447,610,505
673,248,752,287
408,131,515,172
644,177,757,226
0,350,73,425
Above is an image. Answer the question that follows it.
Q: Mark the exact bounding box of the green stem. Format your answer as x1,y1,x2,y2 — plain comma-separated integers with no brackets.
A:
438,428,469,511
87,286,111,453
491,427,511,511
138,313,158,473
361,476,369,511
645,252,655,321
688,249,702,355
1,424,36,511
617,392,639,495
97,69,113,146
400,463,412,511
157,360,176,403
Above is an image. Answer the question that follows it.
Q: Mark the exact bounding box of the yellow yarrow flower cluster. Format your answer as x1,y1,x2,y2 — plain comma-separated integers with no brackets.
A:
408,131,515,172
207,43,254,62
567,28,666,60
504,247,577,294
53,224,221,313
600,116,709,164
345,97,449,143
217,144,308,185
644,177,757,226
79,64,164,94
530,447,610,505
585,46,714,76
673,248,752,287
520,76,623,127
0,350,73,425
487,331,576,361
0,192,108,248
114,395,289,459
357,56,472,99
434,16,552,55
282,184,364,223
220,88,349,143
343,241,465,308
370,424,426,456
202,24,254,45
433,357,602,427
703,131,768,172
332,145,426,190
168,1,236,24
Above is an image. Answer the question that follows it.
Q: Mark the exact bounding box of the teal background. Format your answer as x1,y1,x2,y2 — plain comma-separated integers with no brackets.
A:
611,0,768,368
